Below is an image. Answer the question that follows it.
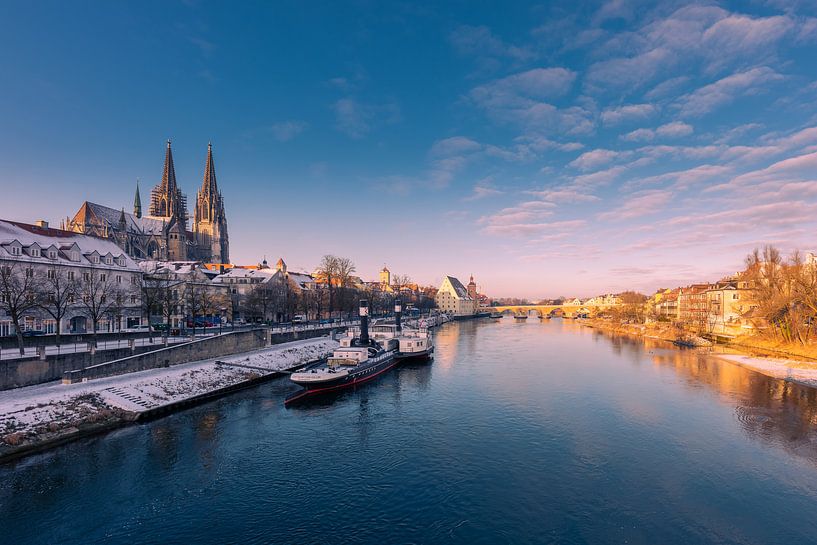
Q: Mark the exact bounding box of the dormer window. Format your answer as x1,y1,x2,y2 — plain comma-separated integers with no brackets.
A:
48,250,57,259
30,248,40,258
10,246,20,256
71,251,79,262
105,256,113,265
91,255,100,264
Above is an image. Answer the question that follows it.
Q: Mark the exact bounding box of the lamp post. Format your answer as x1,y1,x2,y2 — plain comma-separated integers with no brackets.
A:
395,298,402,333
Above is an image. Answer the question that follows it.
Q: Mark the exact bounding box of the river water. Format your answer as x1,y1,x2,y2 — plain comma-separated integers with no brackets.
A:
3,318,817,544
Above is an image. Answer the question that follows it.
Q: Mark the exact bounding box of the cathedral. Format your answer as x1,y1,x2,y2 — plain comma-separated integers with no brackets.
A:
65,141,229,263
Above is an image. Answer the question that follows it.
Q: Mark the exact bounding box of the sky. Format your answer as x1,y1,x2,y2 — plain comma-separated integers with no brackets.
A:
1,0,817,299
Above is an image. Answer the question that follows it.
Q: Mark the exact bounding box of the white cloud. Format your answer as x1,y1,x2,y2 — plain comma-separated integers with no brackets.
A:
622,121,693,142
598,190,673,221
430,136,482,157
600,104,658,126
270,120,307,142
450,25,534,63
675,67,784,117
464,177,503,201
569,149,630,171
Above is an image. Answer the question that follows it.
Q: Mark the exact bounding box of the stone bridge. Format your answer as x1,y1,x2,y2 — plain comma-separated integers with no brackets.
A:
491,304,612,318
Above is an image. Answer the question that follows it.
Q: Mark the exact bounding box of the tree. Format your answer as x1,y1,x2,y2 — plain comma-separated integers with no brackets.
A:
315,255,357,318
0,261,43,355
245,283,276,323
36,267,78,346
76,268,123,347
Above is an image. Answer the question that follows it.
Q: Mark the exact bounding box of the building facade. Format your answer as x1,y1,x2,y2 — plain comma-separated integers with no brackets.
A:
65,141,229,264
0,219,142,336
435,275,477,316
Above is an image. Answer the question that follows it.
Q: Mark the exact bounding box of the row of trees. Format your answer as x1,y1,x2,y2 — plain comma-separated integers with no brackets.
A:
239,254,435,323
743,245,817,345
0,262,134,354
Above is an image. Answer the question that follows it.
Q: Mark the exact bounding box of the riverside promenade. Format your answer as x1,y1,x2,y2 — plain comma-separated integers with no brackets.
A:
0,336,339,463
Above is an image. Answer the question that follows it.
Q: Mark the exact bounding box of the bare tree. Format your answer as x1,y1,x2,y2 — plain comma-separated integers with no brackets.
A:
0,261,43,355
76,269,122,347
245,283,276,323
36,268,78,346
316,255,357,318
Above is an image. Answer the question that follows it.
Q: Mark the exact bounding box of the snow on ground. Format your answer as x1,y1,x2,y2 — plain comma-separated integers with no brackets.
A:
715,354,817,387
0,336,338,445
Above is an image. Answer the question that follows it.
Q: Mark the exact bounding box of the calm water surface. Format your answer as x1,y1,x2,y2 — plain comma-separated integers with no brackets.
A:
3,318,817,544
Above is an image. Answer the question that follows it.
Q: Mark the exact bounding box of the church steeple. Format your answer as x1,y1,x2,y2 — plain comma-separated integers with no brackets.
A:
202,142,218,196
149,139,187,221
133,179,142,218
192,142,229,264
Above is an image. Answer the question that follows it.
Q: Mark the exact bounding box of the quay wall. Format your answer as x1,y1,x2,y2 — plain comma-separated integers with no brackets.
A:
1,345,171,391
62,327,343,384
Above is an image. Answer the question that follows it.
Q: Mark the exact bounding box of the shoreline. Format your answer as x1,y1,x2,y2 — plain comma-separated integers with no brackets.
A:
580,318,817,389
0,337,339,465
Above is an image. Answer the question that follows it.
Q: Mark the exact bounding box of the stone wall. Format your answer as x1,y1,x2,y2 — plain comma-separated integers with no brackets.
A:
0,345,165,390
62,327,342,384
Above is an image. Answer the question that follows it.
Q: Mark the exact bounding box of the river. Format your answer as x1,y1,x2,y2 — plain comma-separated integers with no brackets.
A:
3,318,817,544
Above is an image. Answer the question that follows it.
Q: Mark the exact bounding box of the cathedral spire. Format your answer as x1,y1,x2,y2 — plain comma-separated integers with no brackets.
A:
161,139,178,193
149,139,187,220
202,141,218,197
134,179,142,218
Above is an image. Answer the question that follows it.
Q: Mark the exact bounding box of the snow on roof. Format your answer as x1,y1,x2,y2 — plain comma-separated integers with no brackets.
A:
0,219,138,270
442,275,471,299
76,202,169,235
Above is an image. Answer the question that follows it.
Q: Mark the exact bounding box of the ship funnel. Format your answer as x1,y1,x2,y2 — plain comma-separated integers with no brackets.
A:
394,298,402,332
359,299,370,345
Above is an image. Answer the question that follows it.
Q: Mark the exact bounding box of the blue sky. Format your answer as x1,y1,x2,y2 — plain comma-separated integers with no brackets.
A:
2,0,817,298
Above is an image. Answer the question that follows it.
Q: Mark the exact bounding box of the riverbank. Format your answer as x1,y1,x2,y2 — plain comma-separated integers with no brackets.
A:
581,318,817,388
0,336,338,464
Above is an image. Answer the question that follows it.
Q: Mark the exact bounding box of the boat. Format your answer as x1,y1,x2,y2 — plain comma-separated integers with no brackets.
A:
513,314,528,321
392,300,434,362
489,311,503,319
286,299,398,404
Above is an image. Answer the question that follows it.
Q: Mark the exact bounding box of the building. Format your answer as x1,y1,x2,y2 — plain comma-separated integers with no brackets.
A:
466,275,478,300
212,258,315,322
66,141,229,263
0,218,142,337
678,284,711,330
435,276,477,316
139,261,232,329
705,279,754,334
379,266,391,291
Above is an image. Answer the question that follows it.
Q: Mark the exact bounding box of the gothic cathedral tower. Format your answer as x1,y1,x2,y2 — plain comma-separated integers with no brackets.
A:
193,143,230,264
149,140,188,261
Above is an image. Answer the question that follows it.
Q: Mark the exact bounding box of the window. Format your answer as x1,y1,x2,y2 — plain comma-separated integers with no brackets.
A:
116,275,122,283
130,295,137,304
100,273,107,282
68,294,75,304
25,268,33,278
83,272,90,282
48,250,57,259
131,276,138,285
30,248,40,258
92,255,100,264
47,269,56,280
10,246,21,256
71,251,79,262
105,256,113,265
67,271,75,280
733,293,739,300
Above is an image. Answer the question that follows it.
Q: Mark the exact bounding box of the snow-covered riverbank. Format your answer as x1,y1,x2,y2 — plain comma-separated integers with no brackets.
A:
0,336,338,461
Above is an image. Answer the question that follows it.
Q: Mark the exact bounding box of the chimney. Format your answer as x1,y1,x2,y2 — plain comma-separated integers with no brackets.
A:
35,220,49,229
359,299,370,345
394,298,402,332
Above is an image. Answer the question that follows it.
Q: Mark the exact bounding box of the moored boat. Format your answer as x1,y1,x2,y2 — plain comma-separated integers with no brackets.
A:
286,300,398,405
513,314,528,321
489,311,503,319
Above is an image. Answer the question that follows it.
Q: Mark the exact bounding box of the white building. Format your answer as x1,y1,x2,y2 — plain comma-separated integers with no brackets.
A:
0,219,142,336
435,276,476,317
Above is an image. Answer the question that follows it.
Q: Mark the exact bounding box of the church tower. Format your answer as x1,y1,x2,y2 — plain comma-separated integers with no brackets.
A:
133,180,142,218
193,142,230,264
149,140,189,261
467,275,478,299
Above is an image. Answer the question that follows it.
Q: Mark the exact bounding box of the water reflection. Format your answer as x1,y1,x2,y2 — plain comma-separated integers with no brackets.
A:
593,328,817,463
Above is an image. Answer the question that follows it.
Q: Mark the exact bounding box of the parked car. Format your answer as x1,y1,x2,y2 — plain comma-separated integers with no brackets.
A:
292,315,307,324
21,330,45,337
